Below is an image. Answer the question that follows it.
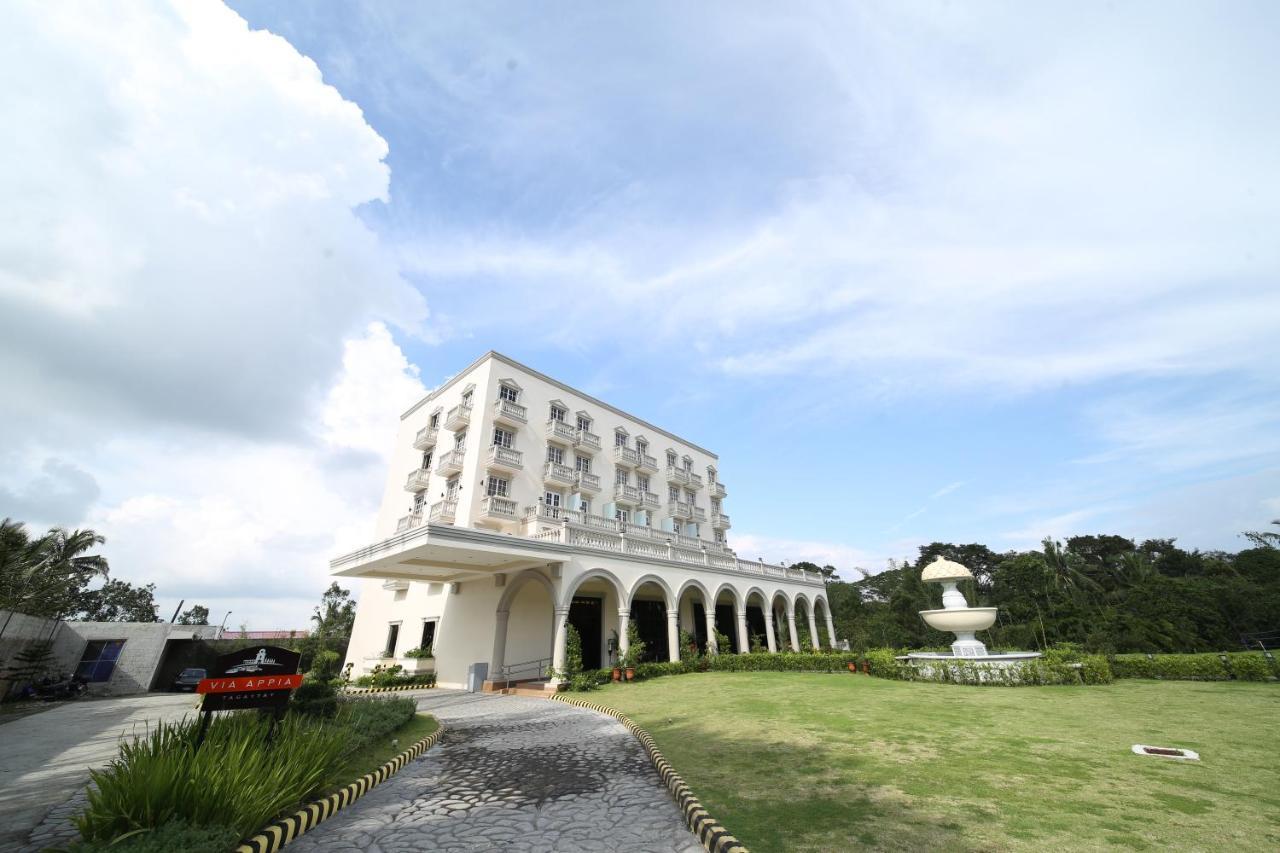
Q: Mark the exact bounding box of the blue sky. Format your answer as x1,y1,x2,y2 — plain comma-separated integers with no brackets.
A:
2,1,1277,626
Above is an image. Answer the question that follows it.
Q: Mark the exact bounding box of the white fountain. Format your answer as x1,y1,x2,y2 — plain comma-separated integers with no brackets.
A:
905,556,1040,670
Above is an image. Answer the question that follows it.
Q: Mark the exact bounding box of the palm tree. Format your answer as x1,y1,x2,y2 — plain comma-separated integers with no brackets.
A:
1041,538,1101,607
0,520,109,618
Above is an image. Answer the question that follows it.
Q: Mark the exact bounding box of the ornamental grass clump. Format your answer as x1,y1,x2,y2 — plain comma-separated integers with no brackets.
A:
77,711,349,842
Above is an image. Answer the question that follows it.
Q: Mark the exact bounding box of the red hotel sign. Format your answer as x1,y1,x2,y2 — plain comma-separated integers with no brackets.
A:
197,674,303,694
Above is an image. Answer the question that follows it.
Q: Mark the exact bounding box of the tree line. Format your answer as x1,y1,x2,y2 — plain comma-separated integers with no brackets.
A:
799,523,1280,654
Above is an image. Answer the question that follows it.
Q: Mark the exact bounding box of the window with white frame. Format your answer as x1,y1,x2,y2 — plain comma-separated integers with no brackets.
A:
614,430,628,447
544,491,562,515
550,405,567,422
455,429,467,450
637,474,650,492
685,489,696,504
714,529,726,545
499,384,520,403
422,450,433,469
575,455,591,472
635,439,648,456
615,466,628,485
413,493,425,511
668,485,679,501
445,475,460,499
683,456,693,472
486,475,509,497
707,467,717,484
462,390,473,407
579,498,591,513
492,427,514,448
615,508,630,523
666,451,678,467
429,412,440,428
711,498,721,514
576,414,592,431
383,623,401,657
547,445,564,465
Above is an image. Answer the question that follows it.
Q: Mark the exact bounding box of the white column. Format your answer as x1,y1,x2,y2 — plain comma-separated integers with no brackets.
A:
786,607,799,652
824,609,837,649
763,607,777,653
666,609,680,663
617,609,631,660
704,605,719,655
550,607,570,684
735,608,750,654
490,610,510,678
807,605,820,651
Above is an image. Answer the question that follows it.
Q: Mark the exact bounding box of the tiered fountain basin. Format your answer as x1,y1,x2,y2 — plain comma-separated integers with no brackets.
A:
902,557,1040,675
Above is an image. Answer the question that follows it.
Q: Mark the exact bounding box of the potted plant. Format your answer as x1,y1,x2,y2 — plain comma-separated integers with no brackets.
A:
623,622,645,681
400,645,435,675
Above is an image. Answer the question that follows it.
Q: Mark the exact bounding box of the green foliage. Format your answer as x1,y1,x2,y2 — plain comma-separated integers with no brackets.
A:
549,624,584,683
291,647,342,718
175,605,209,626
337,696,417,751
1109,651,1277,681
76,579,160,622
353,663,436,688
402,645,433,659
828,535,1280,657
69,818,239,853
3,640,55,685
0,519,111,619
677,629,699,662
620,620,645,669
76,712,350,840
859,645,1113,687
712,628,732,655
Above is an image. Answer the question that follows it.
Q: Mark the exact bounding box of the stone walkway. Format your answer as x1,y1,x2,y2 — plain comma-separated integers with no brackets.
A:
290,690,702,853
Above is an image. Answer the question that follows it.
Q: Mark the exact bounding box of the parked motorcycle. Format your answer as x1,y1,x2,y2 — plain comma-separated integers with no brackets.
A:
28,673,89,701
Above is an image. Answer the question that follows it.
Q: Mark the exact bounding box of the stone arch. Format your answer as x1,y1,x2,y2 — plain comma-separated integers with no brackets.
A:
491,569,556,681
770,589,797,651
675,577,712,605
742,586,771,652
792,591,820,651
559,567,627,610
813,594,835,649
627,573,675,609
675,578,714,655
710,582,746,653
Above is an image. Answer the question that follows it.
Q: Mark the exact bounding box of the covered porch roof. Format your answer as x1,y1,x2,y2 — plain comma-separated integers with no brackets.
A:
330,524,570,584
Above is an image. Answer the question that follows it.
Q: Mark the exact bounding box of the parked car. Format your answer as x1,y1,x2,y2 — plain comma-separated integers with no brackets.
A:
173,667,207,692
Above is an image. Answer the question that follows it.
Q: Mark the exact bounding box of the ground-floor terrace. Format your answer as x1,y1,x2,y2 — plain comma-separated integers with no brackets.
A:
334,523,834,689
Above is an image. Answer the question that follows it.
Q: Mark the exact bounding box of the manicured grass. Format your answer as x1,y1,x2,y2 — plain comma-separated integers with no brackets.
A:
329,712,438,790
590,673,1280,852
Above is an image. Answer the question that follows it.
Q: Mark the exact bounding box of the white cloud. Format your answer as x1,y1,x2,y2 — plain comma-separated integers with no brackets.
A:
0,2,432,627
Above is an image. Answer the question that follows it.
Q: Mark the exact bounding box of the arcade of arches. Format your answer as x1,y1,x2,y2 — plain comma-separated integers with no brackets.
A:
489,568,837,684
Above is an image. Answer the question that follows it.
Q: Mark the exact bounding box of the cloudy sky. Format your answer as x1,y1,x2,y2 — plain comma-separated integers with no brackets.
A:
2,1,1277,628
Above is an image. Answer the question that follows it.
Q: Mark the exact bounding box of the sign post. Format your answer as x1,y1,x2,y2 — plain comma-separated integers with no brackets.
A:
195,645,302,748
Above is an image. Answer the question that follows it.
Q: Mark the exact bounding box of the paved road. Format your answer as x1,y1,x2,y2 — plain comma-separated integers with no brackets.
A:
0,693,201,851
291,690,702,853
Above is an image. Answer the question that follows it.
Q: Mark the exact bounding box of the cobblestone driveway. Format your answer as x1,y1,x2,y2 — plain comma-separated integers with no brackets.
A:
291,690,702,853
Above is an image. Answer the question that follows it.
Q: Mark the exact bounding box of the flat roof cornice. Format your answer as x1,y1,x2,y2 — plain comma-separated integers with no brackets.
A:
402,350,718,459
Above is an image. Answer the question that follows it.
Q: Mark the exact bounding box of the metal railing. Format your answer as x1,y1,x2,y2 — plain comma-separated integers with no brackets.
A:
497,656,551,682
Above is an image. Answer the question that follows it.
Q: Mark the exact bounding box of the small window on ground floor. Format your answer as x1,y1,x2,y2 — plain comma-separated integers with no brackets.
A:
420,619,437,651
384,623,401,657
75,640,126,682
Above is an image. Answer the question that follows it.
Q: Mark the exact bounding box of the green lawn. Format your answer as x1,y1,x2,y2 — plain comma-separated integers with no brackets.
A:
589,673,1280,852
330,712,438,791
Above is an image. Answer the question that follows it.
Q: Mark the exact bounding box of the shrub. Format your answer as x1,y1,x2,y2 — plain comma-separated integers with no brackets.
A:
353,663,436,688
77,712,350,841
1111,652,1276,681
338,696,417,752
69,818,239,853
1226,652,1276,681
402,646,433,659
290,678,339,718
859,645,1112,687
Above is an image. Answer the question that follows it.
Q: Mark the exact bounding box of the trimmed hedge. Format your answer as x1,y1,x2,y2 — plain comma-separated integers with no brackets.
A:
1110,652,1277,682
864,646,1113,686
570,651,861,689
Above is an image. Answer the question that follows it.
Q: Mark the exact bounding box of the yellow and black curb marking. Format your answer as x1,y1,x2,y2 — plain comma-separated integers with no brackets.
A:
552,695,748,853
342,683,435,694
234,723,445,853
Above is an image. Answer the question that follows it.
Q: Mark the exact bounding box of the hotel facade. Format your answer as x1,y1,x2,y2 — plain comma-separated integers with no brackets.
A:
336,352,834,689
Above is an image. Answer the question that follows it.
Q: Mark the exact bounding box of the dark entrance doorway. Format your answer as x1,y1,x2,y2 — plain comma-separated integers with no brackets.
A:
568,596,603,670
691,600,708,653
715,603,739,653
629,599,669,662
746,606,766,651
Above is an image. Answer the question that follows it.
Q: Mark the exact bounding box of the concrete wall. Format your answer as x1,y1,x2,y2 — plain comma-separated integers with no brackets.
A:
0,610,62,698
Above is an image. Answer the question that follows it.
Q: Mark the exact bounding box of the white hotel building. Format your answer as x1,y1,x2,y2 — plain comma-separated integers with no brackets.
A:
336,352,835,689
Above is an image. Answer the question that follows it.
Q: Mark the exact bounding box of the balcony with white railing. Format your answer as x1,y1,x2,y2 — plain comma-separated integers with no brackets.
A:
612,445,640,467
413,426,438,451
666,466,690,486
444,402,472,431
667,499,693,519
543,461,576,487
575,471,601,492
710,482,727,499
434,449,465,476
691,506,707,523
479,494,518,520
396,512,423,532
493,398,528,426
404,468,431,492
641,491,660,509
614,482,641,504
687,472,704,490
575,429,601,452
547,419,577,444
486,445,523,471
428,499,457,523
712,512,731,529
637,453,658,472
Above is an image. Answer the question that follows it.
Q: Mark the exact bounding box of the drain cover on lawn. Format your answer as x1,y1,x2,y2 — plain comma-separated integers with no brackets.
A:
1132,744,1200,760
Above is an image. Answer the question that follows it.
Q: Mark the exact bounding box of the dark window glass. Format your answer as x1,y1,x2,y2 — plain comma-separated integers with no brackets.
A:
75,639,126,682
